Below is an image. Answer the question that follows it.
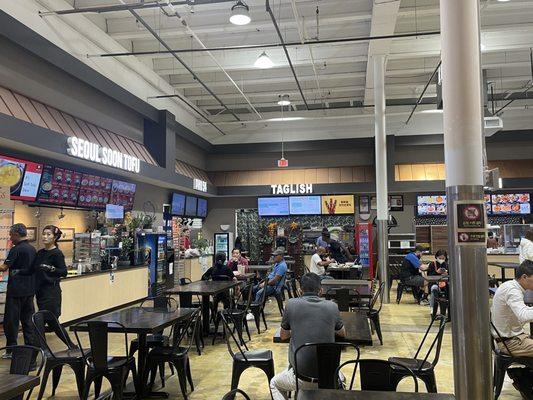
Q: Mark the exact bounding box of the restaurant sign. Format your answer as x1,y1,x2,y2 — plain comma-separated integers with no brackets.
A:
193,178,208,192
271,184,313,195
66,137,140,173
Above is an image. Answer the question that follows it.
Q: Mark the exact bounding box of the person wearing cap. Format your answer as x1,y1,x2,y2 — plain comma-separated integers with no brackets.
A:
315,228,330,249
0,223,37,358
253,248,288,303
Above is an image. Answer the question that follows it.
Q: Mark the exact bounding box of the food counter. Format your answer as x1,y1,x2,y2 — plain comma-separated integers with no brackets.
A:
60,265,148,324
181,254,213,282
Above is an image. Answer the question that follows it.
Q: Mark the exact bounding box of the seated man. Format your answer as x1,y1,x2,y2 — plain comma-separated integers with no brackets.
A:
253,249,287,303
492,260,533,357
270,273,346,399
400,245,429,304
309,246,333,281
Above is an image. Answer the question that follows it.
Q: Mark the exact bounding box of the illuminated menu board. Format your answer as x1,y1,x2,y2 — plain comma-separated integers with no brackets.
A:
110,180,136,210
0,154,43,201
321,195,355,215
38,165,81,206
77,174,112,209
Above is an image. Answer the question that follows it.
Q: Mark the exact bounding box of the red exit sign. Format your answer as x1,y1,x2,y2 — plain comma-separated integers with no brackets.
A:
277,158,289,168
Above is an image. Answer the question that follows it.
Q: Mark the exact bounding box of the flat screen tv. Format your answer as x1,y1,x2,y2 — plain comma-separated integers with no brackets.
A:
0,154,43,201
38,165,81,206
185,196,198,217
171,193,186,215
197,198,208,218
110,180,136,210
416,195,447,216
105,204,124,219
77,173,112,209
258,197,290,216
289,196,321,215
491,193,530,215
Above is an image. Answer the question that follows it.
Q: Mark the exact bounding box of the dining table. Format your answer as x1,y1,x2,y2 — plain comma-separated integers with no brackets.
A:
247,265,272,272
273,311,373,346
298,389,455,399
166,280,240,336
0,374,40,400
489,262,519,282
71,306,197,399
320,280,373,298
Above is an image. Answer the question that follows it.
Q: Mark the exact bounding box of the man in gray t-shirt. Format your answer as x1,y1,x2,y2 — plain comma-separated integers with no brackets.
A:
270,273,346,400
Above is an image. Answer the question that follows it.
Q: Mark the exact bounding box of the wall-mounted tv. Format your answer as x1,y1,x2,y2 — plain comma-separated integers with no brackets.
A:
197,198,208,218
491,193,530,215
258,197,290,216
289,196,321,215
0,154,43,201
105,204,124,219
110,180,136,210
416,195,447,216
185,196,198,217
171,193,186,215
38,165,81,206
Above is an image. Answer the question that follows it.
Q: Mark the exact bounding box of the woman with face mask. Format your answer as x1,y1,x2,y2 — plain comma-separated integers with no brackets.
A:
34,226,68,323
427,250,449,312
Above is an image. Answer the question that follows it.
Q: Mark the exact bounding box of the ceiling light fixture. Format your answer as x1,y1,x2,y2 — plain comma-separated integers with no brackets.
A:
254,51,274,69
497,0,511,2
277,94,291,106
229,0,251,26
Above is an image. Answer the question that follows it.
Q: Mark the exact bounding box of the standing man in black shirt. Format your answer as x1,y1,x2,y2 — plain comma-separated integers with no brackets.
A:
0,223,37,358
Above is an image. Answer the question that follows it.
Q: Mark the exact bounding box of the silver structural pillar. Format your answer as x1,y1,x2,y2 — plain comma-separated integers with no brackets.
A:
373,54,390,303
441,1,492,399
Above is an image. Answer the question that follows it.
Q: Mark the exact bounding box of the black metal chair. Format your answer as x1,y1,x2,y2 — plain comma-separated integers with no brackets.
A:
388,314,447,392
396,281,423,304
293,342,360,395
366,281,385,345
220,313,275,392
213,281,253,347
490,320,533,399
0,345,45,400
146,308,201,400
176,279,205,355
32,310,86,399
336,359,419,392
73,321,140,400
248,277,269,333
221,388,251,400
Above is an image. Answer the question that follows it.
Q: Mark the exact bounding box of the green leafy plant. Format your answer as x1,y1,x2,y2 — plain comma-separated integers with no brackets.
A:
120,236,133,260
192,237,209,252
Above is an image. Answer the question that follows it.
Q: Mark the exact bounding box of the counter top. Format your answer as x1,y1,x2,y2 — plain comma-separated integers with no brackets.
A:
181,254,213,260
63,264,147,280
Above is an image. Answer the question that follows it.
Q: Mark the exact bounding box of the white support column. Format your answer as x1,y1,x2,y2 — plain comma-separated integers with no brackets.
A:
441,1,491,399
374,54,390,303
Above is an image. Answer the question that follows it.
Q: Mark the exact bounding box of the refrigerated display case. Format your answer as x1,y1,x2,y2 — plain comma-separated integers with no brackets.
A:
356,222,374,278
502,224,533,254
214,232,233,259
137,233,169,296
72,232,102,274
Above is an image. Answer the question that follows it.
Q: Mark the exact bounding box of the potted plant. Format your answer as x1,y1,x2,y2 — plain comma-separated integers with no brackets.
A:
118,236,133,266
192,237,209,254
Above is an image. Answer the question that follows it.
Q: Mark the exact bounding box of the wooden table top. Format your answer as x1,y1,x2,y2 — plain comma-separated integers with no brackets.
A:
166,280,239,296
321,280,373,298
424,275,449,283
525,289,533,306
248,265,272,271
273,311,372,346
298,389,455,399
0,374,40,400
328,265,363,271
490,262,519,269
70,307,197,334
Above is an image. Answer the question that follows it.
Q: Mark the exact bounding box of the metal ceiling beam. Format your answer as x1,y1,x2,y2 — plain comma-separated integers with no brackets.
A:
266,0,309,110
405,60,441,125
88,30,440,57
39,0,235,16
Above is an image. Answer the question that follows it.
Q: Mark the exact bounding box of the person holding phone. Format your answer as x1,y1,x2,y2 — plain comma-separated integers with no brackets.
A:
427,250,449,312
34,225,68,324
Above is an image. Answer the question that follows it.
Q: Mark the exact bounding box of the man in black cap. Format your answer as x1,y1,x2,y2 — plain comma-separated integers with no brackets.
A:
0,223,37,358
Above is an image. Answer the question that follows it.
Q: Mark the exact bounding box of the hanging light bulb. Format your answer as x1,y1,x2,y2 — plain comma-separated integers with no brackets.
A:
229,0,251,25
254,51,274,69
277,94,291,106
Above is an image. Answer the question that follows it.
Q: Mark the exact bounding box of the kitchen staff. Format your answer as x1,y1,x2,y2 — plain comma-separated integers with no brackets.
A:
0,223,37,358
34,225,68,326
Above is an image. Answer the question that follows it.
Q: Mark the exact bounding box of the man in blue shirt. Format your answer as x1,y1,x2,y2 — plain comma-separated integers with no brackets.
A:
253,249,287,302
400,245,429,303
315,228,330,248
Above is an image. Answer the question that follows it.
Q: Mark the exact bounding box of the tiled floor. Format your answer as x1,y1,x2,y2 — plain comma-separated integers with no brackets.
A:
0,289,525,399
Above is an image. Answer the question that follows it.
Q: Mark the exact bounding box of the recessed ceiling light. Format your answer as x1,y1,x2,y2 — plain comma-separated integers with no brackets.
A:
497,0,511,2
277,94,291,106
229,1,251,26
254,51,274,69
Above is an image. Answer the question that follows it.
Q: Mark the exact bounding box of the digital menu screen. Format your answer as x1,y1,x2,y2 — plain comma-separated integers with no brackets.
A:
258,197,290,216
105,204,124,219
197,198,208,218
321,195,355,215
491,193,530,215
110,180,136,210
0,154,43,201
289,196,321,215
416,195,447,216
77,173,112,209
171,193,185,215
38,165,81,206
185,196,197,217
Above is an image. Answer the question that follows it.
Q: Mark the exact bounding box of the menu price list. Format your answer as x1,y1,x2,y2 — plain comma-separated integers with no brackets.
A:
38,165,82,206
77,174,112,209
110,180,136,210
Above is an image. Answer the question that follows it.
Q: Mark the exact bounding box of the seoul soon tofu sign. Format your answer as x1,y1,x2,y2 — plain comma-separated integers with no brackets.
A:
66,137,140,173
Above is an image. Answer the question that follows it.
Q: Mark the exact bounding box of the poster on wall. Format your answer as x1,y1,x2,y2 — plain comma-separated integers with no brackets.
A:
454,200,487,246
321,195,355,215
370,196,377,210
389,195,404,211
359,196,370,214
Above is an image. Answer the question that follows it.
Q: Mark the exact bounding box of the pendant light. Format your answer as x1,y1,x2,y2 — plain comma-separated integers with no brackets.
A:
230,1,251,25
254,51,274,69
277,94,291,106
